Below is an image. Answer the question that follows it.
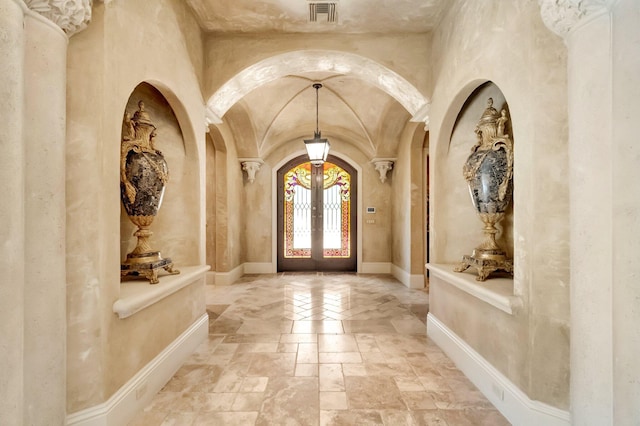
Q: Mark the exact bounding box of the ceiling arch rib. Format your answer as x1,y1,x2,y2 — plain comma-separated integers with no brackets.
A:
206,50,430,125
257,78,312,155
258,79,376,157
321,83,376,155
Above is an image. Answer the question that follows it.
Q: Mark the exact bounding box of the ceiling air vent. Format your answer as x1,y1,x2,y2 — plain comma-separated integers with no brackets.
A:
308,2,338,23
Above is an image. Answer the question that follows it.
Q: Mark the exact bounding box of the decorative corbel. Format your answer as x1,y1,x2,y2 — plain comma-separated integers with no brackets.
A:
239,158,264,183
371,158,396,183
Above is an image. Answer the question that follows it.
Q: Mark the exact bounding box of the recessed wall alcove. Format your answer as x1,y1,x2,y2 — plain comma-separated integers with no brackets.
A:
114,82,208,319
428,81,518,313
443,82,514,264
119,82,200,270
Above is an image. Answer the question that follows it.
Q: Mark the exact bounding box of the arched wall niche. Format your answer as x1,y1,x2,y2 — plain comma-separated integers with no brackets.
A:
434,81,514,267
119,82,200,269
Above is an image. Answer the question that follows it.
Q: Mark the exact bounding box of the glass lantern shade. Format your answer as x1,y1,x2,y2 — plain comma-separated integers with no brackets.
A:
304,132,330,167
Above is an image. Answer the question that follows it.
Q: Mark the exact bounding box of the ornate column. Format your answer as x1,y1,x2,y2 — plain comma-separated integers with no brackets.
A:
539,1,634,424
1,1,92,424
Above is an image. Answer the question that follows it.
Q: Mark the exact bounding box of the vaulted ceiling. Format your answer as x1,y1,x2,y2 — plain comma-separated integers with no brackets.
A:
188,0,446,158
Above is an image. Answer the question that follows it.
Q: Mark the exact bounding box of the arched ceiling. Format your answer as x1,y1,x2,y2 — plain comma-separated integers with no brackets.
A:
190,0,443,159
226,73,411,159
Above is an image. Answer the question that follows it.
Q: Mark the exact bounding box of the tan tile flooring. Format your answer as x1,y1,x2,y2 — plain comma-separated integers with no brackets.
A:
130,273,509,425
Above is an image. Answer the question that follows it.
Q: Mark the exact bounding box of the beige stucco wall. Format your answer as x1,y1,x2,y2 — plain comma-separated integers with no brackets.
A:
66,0,206,413
206,123,244,272
429,0,570,409
205,134,217,270
392,122,426,277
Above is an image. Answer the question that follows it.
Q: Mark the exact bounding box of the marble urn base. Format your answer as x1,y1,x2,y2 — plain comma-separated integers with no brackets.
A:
121,251,179,285
455,251,513,282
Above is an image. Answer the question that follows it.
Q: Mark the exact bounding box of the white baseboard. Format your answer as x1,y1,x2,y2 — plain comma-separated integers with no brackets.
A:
361,262,392,274
66,313,209,426
214,264,244,286
244,262,274,274
426,314,570,426
391,264,425,289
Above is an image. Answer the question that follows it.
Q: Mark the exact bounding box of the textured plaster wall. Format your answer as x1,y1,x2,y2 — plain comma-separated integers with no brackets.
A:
226,139,245,269
206,122,244,273
66,0,206,413
392,122,425,276
429,0,569,409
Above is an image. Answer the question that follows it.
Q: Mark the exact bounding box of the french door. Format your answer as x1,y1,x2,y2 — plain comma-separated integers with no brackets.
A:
277,155,357,271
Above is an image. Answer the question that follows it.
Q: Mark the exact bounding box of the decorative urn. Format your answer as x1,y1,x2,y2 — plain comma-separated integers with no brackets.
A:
120,101,179,284
454,98,514,281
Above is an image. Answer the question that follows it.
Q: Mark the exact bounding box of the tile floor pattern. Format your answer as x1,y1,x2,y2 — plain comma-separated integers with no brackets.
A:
129,273,509,426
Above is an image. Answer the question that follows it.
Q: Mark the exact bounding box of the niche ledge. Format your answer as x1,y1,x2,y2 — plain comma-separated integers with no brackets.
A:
426,263,520,315
113,265,210,319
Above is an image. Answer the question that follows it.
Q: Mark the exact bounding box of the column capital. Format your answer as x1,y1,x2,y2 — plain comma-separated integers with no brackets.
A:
538,0,611,37
24,0,93,36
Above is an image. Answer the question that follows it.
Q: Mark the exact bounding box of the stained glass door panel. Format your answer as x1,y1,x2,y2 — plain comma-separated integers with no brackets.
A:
278,155,357,271
283,163,312,258
322,164,350,258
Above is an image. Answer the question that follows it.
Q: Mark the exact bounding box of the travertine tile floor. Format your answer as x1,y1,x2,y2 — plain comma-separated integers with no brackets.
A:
130,273,509,425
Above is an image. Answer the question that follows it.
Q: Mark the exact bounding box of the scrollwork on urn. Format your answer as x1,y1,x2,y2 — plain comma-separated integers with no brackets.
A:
454,98,514,281
120,101,179,284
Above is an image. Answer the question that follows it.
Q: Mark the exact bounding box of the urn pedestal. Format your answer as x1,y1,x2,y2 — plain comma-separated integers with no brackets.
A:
455,98,514,281
120,101,180,284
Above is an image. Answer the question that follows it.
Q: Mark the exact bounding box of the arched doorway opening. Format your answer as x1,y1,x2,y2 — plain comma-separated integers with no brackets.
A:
277,154,357,272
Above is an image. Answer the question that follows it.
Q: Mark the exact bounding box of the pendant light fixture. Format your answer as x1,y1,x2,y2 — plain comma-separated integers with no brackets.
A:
304,83,330,167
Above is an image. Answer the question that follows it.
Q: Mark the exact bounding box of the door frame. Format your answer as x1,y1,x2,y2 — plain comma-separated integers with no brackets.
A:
276,154,357,272
272,150,363,273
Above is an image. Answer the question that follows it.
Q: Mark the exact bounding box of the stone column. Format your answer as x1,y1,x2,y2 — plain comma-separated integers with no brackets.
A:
610,1,640,423
540,0,640,424
0,2,27,424
22,11,69,424
0,1,92,424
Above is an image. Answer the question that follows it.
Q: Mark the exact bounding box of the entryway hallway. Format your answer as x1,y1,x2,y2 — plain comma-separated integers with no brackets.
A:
129,273,508,425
